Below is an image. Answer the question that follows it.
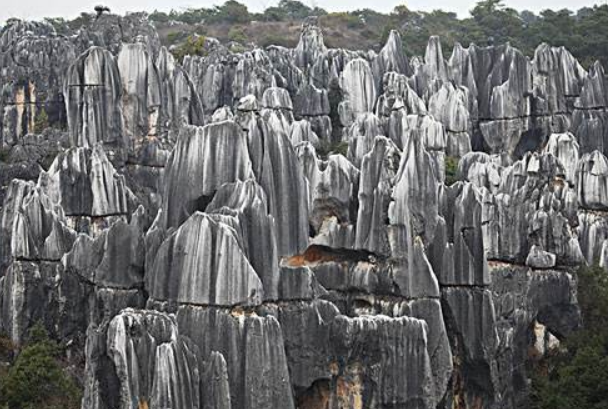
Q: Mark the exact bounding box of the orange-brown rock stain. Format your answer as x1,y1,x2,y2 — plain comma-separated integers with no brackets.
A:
286,246,340,266
285,245,377,267
297,380,331,409
138,399,148,409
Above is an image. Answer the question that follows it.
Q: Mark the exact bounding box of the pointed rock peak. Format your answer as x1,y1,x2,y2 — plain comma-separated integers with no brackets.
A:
425,35,448,80
376,29,411,77
156,46,176,78
294,16,327,70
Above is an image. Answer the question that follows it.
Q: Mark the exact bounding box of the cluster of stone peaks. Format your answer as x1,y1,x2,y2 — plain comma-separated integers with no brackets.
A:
1,13,604,409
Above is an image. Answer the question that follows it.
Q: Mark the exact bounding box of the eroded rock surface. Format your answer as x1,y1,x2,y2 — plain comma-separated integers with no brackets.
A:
0,15,590,409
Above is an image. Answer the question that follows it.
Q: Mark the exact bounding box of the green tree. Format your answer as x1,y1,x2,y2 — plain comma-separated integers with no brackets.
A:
0,323,81,409
228,26,247,44
33,108,49,134
531,264,608,409
213,0,251,24
444,156,459,186
171,35,208,62
469,0,524,46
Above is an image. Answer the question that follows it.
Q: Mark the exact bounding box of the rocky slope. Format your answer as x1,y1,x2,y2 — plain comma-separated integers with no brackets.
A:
0,13,601,409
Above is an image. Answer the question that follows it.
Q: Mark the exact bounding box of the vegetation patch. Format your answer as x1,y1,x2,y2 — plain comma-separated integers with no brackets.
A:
530,264,608,409
0,323,82,409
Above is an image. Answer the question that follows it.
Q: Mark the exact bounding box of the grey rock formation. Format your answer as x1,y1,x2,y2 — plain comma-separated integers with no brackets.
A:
87,309,202,409
482,152,582,266
177,306,295,409
0,15,594,409
298,142,359,231
0,20,75,146
147,212,263,307
206,179,280,300
432,182,490,286
39,144,134,219
346,112,384,166
338,58,376,127
161,121,254,229
428,82,472,157
64,47,125,149
117,43,161,149
157,47,205,136
330,314,435,409
544,132,579,184
373,30,411,89
577,150,608,210
355,136,400,254
526,245,557,269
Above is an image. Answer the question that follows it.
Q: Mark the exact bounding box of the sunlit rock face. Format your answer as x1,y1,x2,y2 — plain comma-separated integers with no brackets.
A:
161,121,254,229
0,14,593,409
147,212,263,307
64,47,125,150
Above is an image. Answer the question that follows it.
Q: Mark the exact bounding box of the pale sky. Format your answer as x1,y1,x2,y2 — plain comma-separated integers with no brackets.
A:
0,0,604,25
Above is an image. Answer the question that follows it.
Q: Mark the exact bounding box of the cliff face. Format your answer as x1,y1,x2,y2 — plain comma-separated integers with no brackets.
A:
0,12,600,409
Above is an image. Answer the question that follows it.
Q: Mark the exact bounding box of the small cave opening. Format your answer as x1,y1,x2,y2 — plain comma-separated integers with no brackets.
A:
184,192,216,218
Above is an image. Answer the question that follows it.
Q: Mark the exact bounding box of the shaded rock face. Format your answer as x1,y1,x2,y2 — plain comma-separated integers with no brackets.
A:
0,20,75,147
0,15,592,409
85,309,202,409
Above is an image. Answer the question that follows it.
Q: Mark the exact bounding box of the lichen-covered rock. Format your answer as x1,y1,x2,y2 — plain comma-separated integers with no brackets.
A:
147,212,263,307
